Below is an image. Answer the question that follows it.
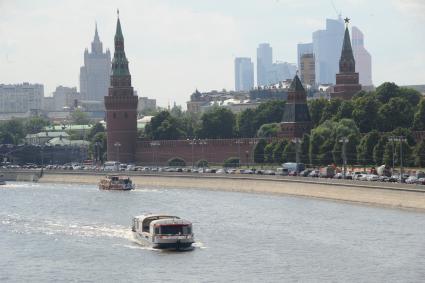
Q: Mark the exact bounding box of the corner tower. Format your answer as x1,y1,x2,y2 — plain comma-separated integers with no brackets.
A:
104,12,138,163
331,18,362,100
279,74,312,139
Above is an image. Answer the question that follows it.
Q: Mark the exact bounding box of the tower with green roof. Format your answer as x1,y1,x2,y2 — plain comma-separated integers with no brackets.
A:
104,11,138,163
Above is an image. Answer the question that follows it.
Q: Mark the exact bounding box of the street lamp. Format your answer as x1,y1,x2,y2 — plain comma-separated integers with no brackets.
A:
150,141,160,167
235,139,243,167
199,140,207,170
389,136,407,182
114,142,121,162
339,137,349,179
188,138,197,168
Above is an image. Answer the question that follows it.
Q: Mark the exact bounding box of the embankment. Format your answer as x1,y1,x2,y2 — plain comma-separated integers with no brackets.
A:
39,171,425,211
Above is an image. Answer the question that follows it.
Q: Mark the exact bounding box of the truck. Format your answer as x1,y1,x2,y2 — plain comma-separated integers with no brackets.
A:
281,163,305,174
319,166,335,178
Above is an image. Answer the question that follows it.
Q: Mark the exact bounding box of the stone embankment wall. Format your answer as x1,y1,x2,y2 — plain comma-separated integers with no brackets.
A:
0,169,43,182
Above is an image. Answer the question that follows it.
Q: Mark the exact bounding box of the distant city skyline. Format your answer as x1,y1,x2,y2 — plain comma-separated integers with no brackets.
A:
0,0,424,107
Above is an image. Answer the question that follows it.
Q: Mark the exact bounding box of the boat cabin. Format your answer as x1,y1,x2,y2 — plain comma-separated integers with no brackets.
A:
133,215,192,236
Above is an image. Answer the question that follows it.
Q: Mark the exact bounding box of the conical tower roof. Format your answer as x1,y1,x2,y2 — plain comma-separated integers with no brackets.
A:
340,27,355,62
289,74,305,92
111,11,129,76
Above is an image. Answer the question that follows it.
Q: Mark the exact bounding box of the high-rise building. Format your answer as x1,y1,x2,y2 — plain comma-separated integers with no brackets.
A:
234,57,254,91
313,18,345,85
300,53,315,86
331,20,362,100
80,24,111,102
138,97,157,112
0,83,43,113
297,43,313,71
268,62,297,85
104,13,138,163
256,43,273,87
352,26,373,86
52,86,80,111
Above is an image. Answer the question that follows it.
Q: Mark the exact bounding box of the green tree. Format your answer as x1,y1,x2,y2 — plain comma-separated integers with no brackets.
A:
335,100,354,120
70,109,90,125
399,87,422,107
320,98,342,123
272,140,288,164
352,95,381,133
282,142,296,163
253,139,267,164
378,97,413,131
308,98,328,127
145,111,186,140
88,122,105,140
300,134,310,164
197,107,235,138
90,132,107,162
413,99,425,130
414,140,425,168
357,130,380,165
0,119,25,144
264,141,277,163
373,136,388,165
256,123,279,138
252,100,286,130
24,117,50,134
375,82,400,104
237,108,256,137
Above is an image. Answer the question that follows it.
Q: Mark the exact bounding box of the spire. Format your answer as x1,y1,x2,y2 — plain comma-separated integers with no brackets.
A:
289,74,305,92
339,18,355,73
112,10,129,76
91,22,103,54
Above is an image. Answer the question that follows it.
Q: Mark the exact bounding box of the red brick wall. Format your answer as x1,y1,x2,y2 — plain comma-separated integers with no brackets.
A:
135,138,266,166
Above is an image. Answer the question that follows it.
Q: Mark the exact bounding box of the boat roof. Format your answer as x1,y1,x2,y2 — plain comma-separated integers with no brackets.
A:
134,214,180,221
151,218,192,226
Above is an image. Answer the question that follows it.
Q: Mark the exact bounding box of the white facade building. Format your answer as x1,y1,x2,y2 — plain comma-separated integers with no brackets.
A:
234,57,254,91
0,83,43,114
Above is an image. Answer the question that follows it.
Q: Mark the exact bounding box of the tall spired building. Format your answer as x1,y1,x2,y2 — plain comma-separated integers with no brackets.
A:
105,13,138,163
80,24,111,102
331,18,362,100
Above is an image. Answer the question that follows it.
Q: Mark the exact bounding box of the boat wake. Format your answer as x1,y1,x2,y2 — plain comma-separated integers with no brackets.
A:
1,213,132,241
1,182,41,189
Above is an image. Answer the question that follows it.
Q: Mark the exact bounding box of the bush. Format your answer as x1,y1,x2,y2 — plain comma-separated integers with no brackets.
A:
224,157,240,168
196,159,208,168
168,157,186,167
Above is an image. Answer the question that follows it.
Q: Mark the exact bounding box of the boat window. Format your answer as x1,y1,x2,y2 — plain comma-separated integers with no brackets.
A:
159,225,190,235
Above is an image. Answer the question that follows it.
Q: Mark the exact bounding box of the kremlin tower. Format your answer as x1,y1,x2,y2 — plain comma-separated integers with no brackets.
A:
104,12,138,163
331,18,362,100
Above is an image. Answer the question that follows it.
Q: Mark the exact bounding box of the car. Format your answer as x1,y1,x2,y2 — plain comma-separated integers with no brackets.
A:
299,169,312,177
264,170,275,175
366,174,379,181
405,176,418,184
333,173,343,179
308,170,319,178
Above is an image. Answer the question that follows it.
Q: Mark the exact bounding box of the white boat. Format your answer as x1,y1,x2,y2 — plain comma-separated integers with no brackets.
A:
132,214,194,250
98,175,135,190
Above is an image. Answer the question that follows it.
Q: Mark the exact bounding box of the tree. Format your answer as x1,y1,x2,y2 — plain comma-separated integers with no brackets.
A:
253,139,267,164
256,123,279,138
272,140,288,164
70,109,90,125
282,142,296,163
90,132,107,162
24,117,50,134
373,136,388,165
375,82,400,104
335,100,354,120
252,100,285,130
88,122,105,140
320,98,342,124
237,108,256,138
264,142,277,163
197,107,235,139
399,87,422,107
224,157,240,168
145,111,186,140
168,157,186,167
300,134,310,164
378,97,413,132
352,95,381,133
308,98,328,127
413,99,425,131
357,130,380,166
414,140,425,167
0,119,25,145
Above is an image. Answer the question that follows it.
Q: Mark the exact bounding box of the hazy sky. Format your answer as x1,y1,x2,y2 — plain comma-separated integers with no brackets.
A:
0,0,424,107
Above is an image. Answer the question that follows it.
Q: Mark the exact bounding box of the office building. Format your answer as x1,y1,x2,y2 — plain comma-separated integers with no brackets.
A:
256,43,273,87
234,57,254,91
352,26,373,86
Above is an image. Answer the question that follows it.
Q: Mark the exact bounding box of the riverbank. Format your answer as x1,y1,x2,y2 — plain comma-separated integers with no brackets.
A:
39,172,425,211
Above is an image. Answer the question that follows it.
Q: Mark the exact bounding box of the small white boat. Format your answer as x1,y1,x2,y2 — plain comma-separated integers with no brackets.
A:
132,214,194,250
98,175,135,190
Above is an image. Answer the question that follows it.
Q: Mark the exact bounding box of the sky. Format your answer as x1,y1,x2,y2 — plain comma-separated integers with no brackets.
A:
0,0,424,107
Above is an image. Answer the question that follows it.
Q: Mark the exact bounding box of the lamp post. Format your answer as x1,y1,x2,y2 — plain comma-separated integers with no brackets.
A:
199,140,207,170
114,142,121,162
391,136,407,182
292,138,302,164
388,136,396,173
94,141,101,165
188,138,197,168
339,137,349,179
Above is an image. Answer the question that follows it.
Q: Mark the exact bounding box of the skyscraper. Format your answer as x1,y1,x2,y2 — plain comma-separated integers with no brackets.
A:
80,24,111,102
300,53,315,86
352,26,373,86
104,13,138,163
256,43,273,87
313,18,345,85
297,43,313,71
234,57,254,91
331,19,362,100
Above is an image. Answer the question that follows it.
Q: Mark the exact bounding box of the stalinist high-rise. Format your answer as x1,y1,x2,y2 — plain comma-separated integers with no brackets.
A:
80,24,111,102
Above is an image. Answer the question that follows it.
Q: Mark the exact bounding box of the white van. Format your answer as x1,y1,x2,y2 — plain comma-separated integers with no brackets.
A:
103,161,120,171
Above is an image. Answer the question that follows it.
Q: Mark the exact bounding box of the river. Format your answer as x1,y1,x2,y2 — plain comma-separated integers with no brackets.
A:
1,182,424,282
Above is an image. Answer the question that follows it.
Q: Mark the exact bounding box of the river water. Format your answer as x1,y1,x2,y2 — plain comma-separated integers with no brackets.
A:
0,182,424,282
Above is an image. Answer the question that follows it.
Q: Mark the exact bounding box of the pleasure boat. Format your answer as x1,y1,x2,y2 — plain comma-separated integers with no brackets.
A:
98,175,135,190
132,214,194,250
